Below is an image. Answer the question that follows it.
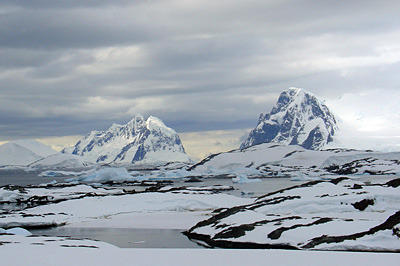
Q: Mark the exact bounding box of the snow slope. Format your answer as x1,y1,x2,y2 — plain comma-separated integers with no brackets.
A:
321,151,400,175
0,142,43,166
241,87,338,150
189,143,400,177
0,189,252,230
28,153,92,170
62,115,190,165
0,139,57,167
11,139,57,157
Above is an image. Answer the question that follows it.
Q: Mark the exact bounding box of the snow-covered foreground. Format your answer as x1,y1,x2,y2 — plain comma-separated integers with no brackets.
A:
1,174,399,266
2,142,399,186
0,240,399,266
189,143,400,178
186,177,400,251
0,186,251,230
0,183,125,215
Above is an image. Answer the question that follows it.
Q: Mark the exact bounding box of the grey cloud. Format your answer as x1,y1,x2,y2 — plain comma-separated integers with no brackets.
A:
1,0,144,9
0,0,400,142
0,49,62,69
0,9,154,49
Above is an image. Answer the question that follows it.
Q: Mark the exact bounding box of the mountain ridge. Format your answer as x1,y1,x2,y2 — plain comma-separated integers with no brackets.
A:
241,87,338,150
62,115,190,164
0,140,57,166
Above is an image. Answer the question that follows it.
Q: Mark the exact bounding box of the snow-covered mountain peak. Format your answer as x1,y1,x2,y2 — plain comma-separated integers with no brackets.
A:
0,139,58,166
0,142,43,166
63,115,190,164
241,87,338,150
10,139,57,157
271,87,319,114
146,116,176,137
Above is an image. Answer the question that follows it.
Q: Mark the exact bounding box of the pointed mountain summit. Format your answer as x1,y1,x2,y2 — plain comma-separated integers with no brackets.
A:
62,115,190,164
241,87,338,150
0,139,57,166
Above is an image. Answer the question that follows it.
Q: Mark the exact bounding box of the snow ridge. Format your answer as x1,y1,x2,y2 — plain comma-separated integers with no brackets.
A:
62,115,190,164
0,143,43,166
241,87,338,150
0,140,57,166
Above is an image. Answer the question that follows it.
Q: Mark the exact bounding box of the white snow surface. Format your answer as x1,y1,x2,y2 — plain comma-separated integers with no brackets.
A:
0,189,252,230
188,177,400,251
29,153,92,170
1,242,399,266
11,139,57,157
0,184,124,214
0,139,57,167
190,143,400,177
0,142,43,166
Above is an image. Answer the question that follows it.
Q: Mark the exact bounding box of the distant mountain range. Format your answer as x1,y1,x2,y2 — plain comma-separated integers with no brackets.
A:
0,140,57,166
62,115,190,164
241,87,338,150
0,88,369,171
0,139,90,169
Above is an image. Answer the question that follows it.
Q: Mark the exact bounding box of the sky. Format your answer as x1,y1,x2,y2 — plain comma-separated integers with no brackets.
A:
1,0,400,160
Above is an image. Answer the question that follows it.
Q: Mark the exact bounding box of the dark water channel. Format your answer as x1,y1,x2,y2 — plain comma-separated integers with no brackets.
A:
30,227,202,248
0,169,69,186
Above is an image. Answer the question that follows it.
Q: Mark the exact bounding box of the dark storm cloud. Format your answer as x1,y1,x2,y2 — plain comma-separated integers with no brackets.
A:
0,9,154,49
1,0,400,140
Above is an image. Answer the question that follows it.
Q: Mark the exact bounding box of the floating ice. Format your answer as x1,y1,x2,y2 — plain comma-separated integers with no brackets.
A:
232,174,261,183
76,167,136,182
4,227,32,236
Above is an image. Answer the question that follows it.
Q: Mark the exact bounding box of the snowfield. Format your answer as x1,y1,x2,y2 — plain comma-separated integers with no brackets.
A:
1,176,399,252
0,175,399,265
189,143,400,178
0,239,399,266
0,140,57,167
185,177,400,252
0,185,251,230
29,153,93,170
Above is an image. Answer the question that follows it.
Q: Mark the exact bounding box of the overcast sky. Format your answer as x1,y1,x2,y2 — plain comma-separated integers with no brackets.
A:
1,0,400,158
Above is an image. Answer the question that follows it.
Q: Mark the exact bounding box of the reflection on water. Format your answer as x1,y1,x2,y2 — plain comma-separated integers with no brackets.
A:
30,227,203,248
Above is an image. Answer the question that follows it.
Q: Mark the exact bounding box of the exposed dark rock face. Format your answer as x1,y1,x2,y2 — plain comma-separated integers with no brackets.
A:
267,218,332,240
352,199,375,211
386,178,400,188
